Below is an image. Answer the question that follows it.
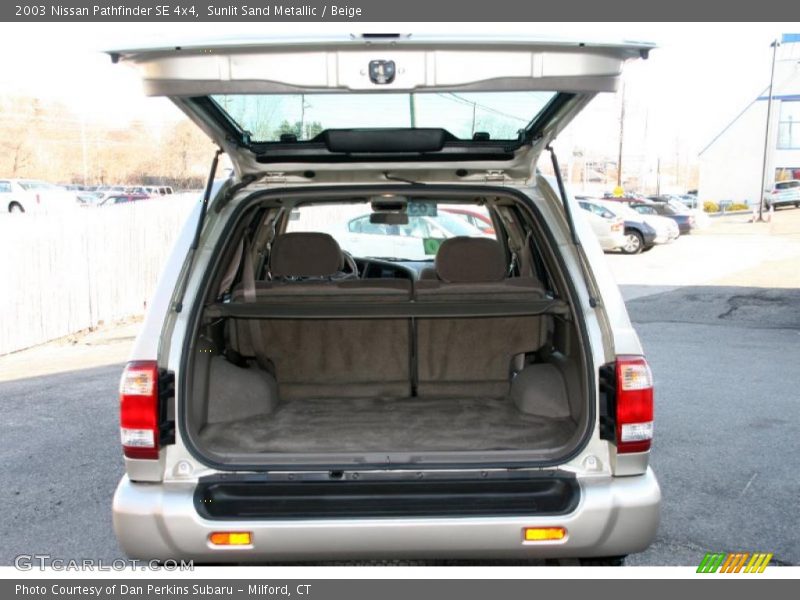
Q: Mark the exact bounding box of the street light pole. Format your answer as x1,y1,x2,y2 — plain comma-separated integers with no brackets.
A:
758,39,779,222
616,82,626,189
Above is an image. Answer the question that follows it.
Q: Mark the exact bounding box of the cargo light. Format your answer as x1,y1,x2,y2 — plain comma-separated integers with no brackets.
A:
523,527,567,542
615,356,654,454
119,361,159,460
209,532,252,546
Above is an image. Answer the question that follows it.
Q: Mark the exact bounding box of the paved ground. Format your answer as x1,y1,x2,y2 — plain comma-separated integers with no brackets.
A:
1,211,799,567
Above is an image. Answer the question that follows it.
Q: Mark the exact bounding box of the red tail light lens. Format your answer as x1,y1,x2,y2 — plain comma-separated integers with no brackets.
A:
119,361,160,460
615,356,654,453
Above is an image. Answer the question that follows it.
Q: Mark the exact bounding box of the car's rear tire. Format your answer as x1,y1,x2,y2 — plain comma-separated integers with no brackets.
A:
621,230,644,254
579,555,627,566
8,202,24,214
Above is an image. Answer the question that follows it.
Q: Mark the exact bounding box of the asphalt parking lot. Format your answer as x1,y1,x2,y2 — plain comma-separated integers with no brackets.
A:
0,211,798,567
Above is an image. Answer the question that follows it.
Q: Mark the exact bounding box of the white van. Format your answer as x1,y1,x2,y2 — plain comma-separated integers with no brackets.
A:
111,35,660,565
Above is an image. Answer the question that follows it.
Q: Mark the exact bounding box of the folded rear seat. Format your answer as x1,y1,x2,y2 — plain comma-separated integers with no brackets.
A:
227,232,412,399
415,237,551,397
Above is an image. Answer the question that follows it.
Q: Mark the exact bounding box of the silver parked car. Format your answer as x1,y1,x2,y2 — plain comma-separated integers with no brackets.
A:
764,179,800,209
111,35,660,565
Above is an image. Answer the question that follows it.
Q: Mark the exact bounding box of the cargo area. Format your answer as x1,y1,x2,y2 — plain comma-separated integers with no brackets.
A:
181,192,592,466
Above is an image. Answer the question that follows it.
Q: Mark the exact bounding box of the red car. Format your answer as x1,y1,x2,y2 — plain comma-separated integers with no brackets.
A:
441,207,495,235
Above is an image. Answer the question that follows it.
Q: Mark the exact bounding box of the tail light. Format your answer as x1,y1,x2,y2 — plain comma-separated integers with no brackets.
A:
615,356,654,453
119,361,160,460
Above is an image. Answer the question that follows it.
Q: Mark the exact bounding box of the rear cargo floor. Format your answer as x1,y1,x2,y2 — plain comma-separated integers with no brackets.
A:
198,396,576,454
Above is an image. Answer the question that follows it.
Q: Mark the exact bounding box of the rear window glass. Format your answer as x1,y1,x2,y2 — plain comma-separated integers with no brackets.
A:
286,202,495,261
211,91,557,142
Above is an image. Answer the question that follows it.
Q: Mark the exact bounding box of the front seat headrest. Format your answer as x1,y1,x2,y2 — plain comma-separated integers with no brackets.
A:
270,232,343,278
435,237,506,283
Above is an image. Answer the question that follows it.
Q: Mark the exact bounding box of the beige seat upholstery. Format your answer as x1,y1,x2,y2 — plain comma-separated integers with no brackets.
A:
415,237,550,397
269,232,344,278
415,236,546,302
228,232,412,399
227,234,549,400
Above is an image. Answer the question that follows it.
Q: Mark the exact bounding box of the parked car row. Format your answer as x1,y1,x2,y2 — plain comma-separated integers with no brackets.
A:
1,178,178,213
577,196,684,254
64,183,175,196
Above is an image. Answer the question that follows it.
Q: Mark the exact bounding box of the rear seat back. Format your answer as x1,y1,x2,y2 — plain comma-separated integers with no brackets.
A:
226,233,550,400
227,232,412,399
415,237,550,397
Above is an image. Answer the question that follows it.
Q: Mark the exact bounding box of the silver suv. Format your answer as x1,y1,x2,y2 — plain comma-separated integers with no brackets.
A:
765,179,800,209
111,35,660,565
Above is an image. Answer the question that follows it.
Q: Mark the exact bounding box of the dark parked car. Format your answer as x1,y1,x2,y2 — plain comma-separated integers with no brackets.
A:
635,199,695,234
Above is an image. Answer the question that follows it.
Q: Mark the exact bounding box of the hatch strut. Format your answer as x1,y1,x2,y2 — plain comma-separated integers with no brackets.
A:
546,144,580,246
173,148,222,313
546,144,598,308
191,148,223,250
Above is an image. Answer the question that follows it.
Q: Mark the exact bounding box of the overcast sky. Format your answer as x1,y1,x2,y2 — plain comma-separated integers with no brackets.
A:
0,22,796,158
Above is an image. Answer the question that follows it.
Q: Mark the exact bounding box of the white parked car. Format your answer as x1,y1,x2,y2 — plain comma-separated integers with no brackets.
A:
0,179,81,213
580,209,626,251
337,210,488,261
764,179,800,209
110,35,660,565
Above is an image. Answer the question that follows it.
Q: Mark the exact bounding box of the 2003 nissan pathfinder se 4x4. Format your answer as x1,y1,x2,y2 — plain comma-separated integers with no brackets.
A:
111,35,660,565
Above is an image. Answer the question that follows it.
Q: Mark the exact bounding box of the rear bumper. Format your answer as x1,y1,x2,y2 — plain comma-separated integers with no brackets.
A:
641,230,657,247
113,468,660,562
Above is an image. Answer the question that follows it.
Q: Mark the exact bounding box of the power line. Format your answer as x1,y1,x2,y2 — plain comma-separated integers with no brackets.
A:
437,93,530,123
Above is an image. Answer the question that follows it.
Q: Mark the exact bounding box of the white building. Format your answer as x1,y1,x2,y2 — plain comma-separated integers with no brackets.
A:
699,34,800,205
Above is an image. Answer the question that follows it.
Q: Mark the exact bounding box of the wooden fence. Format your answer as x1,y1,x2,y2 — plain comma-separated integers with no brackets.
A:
0,195,197,355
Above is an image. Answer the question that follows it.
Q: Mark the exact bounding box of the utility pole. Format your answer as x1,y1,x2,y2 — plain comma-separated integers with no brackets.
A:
80,113,88,186
471,102,477,136
657,157,661,196
300,93,305,138
409,94,417,127
616,82,626,189
758,39,779,222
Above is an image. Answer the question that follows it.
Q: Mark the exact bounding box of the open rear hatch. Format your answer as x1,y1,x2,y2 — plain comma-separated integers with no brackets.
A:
112,36,650,472
111,35,652,179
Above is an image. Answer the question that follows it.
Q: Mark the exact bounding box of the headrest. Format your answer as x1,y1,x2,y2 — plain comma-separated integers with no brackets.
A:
270,232,343,278
418,267,439,280
435,237,506,283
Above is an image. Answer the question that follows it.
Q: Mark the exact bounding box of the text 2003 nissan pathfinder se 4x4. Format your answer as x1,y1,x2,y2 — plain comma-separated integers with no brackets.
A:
111,35,660,564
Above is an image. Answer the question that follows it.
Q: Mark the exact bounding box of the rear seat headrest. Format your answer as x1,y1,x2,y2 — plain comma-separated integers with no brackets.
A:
435,237,506,283
270,232,343,278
